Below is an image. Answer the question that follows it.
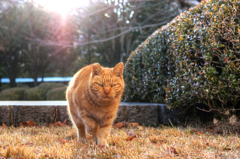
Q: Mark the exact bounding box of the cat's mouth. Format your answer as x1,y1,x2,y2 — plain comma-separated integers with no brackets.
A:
103,94,113,99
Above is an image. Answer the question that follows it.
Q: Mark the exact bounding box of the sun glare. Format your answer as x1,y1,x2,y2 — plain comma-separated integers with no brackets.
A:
35,0,89,17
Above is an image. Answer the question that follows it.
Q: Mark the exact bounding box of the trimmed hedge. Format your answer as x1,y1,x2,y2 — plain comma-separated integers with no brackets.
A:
166,0,240,115
46,86,67,100
0,87,28,100
123,29,170,103
123,15,176,103
26,83,66,100
124,0,240,116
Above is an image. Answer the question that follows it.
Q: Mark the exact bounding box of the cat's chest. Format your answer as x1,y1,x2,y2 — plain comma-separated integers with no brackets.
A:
92,108,114,122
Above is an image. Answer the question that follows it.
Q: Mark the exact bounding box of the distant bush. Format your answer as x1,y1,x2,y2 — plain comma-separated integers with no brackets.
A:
124,0,240,118
46,86,67,100
26,83,66,100
0,87,28,100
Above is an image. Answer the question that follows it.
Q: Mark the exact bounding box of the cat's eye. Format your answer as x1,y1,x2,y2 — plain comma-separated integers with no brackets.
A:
111,84,116,87
98,83,103,87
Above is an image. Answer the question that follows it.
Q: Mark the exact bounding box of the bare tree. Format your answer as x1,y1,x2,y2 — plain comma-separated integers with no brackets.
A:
0,0,29,87
71,0,200,66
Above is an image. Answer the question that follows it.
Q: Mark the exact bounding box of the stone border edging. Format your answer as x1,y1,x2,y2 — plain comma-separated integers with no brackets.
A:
0,101,179,126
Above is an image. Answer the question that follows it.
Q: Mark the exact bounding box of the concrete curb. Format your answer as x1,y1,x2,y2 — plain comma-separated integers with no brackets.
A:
0,101,179,126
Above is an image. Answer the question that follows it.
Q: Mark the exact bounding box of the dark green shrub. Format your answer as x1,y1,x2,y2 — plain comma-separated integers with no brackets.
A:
46,86,67,100
124,0,240,118
123,16,176,103
26,83,66,100
166,0,240,117
0,87,28,100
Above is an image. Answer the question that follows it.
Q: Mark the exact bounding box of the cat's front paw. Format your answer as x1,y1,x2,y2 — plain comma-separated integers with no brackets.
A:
92,136,98,145
97,139,109,147
77,137,87,144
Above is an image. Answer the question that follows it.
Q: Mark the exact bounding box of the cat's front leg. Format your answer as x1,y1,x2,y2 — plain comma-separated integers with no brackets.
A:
76,125,87,143
82,116,99,144
98,123,112,147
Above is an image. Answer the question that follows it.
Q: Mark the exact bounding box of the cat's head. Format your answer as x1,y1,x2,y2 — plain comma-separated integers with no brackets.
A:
89,62,125,100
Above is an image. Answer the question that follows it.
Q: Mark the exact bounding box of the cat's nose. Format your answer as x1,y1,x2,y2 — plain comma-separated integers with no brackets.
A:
104,87,111,95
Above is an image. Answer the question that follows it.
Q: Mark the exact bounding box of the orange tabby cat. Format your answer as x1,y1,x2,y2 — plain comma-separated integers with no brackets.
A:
66,62,124,146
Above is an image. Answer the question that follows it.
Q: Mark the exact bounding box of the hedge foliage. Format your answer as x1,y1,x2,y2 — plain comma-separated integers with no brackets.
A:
124,0,240,115
0,87,28,100
26,83,66,100
46,86,67,100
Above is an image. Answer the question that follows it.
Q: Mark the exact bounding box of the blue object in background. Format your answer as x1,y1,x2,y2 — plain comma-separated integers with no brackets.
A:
1,77,72,83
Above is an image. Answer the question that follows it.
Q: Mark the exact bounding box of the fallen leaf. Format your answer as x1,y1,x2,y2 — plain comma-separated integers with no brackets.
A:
196,132,204,135
115,122,123,128
54,121,66,127
2,123,7,128
127,132,135,136
55,121,61,126
229,115,238,125
207,130,214,133
170,147,179,156
126,135,136,141
223,147,231,151
224,110,230,115
114,122,127,129
149,136,166,144
206,126,216,130
26,121,36,127
20,122,28,127
190,130,197,133
130,123,139,127
213,118,219,125
47,123,54,127
58,139,68,144
20,121,36,127
21,142,33,146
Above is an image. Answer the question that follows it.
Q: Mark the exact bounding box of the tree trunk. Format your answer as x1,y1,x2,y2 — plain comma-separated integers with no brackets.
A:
33,47,39,86
7,57,16,88
41,67,44,83
87,31,91,64
33,57,38,86
120,35,125,62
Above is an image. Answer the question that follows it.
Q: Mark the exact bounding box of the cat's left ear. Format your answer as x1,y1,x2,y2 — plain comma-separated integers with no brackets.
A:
92,63,102,77
113,62,124,78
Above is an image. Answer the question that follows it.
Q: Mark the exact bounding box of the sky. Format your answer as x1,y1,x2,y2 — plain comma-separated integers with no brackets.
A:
34,0,90,17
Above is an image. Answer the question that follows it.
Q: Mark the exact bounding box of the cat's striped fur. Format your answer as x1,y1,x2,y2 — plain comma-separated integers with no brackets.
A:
66,62,124,146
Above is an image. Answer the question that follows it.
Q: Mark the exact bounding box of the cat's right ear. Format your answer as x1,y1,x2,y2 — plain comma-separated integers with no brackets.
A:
92,63,102,77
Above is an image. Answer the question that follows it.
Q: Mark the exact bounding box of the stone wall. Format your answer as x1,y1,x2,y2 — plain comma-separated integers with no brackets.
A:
0,102,180,126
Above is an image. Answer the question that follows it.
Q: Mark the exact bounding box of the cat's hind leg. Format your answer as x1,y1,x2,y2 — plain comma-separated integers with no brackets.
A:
70,111,87,143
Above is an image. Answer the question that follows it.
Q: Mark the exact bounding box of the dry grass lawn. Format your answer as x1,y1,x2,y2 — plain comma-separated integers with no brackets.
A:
0,124,240,158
